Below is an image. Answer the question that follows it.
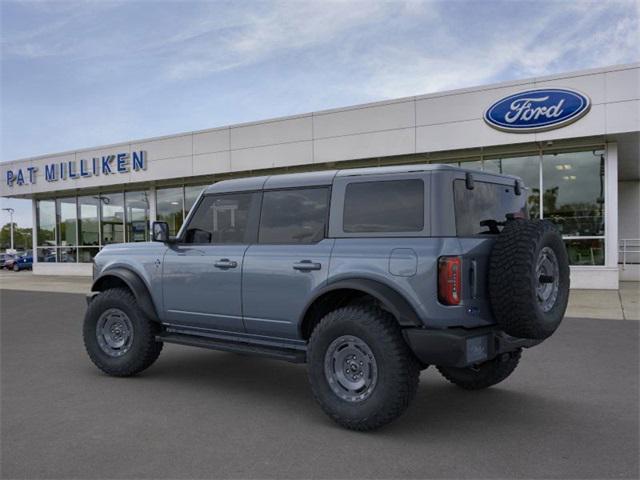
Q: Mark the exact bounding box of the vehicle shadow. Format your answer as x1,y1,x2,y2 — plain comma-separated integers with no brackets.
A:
123,347,573,436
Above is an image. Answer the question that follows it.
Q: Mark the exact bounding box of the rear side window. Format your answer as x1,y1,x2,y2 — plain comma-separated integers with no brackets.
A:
184,193,258,244
259,188,329,244
454,180,527,236
343,179,424,233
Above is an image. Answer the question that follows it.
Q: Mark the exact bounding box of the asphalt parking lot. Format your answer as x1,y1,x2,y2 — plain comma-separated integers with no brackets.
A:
1,289,638,479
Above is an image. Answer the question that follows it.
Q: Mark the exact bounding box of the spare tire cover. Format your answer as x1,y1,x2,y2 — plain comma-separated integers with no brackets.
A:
489,219,570,340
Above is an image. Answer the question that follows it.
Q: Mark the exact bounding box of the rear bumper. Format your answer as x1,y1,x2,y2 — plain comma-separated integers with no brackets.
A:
403,326,541,368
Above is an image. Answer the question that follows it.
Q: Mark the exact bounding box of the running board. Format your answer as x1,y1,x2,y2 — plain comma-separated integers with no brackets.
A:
156,332,307,363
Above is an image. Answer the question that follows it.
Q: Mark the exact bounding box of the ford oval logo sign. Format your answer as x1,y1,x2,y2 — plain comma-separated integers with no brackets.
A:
484,88,591,133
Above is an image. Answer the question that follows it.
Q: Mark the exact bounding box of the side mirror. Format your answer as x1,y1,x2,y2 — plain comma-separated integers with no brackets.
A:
152,221,170,242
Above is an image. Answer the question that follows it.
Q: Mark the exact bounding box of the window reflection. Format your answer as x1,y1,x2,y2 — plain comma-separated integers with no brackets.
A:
56,197,77,246
184,185,204,216
542,151,605,237
125,191,150,242
484,156,540,218
156,187,184,236
100,193,124,244
78,196,100,246
565,239,605,265
36,200,56,246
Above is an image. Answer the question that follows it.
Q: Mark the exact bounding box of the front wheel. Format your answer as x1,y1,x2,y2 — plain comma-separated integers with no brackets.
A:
436,349,522,390
83,288,163,377
307,305,420,431
12,264,19,272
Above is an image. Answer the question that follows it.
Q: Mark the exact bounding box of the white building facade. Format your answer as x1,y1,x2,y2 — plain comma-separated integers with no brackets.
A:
1,63,639,288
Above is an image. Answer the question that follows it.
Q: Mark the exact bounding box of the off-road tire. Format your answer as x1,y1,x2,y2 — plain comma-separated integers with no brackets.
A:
83,287,163,376
489,219,570,340
307,305,420,431
437,349,521,390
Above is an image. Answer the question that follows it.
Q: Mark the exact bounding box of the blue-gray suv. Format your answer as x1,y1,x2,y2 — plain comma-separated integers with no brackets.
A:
84,164,570,430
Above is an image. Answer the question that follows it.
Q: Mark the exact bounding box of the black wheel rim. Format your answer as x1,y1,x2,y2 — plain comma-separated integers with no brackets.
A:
324,335,378,402
96,308,134,357
536,246,560,313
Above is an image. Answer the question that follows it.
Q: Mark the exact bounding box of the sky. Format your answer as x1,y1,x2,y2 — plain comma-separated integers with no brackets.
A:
1,0,639,228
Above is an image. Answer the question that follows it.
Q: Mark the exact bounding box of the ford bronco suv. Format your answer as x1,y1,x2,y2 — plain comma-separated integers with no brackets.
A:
84,164,569,430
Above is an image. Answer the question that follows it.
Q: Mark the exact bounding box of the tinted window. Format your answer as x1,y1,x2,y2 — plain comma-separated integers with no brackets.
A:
343,179,424,233
259,188,329,244
184,193,257,244
454,180,527,236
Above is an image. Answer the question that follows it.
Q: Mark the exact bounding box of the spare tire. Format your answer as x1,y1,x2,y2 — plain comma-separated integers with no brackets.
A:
489,219,570,340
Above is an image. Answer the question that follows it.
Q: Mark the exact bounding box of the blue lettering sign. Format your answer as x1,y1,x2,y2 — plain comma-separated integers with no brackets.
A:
27,167,38,183
16,169,24,186
45,164,58,182
80,159,90,177
484,88,590,133
117,153,129,173
132,151,146,170
6,170,14,186
102,155,113,174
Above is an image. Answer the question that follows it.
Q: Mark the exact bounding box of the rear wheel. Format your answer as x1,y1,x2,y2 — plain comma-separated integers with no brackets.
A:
307,305,420,431
83,288,163,376
437,349,521,390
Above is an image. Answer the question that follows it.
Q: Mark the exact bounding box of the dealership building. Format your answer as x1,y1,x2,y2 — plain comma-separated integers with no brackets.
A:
1,63,638,289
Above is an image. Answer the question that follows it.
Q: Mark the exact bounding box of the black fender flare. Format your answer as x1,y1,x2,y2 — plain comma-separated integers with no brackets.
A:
91,267,159,321
299,278,423,328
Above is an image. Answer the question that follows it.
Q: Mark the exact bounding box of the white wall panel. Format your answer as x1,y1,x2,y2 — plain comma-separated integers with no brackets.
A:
130,134,192,161
536,104,607,142
314,128,415,163
606,100,640,134
314,101,414,139
416,119,535,152
193,151,231,175
534,73,606,105
416,85,533,126
132,156,193,181
230,116,312,150
193,128,230,154
230,141,312,172
606,68,640,103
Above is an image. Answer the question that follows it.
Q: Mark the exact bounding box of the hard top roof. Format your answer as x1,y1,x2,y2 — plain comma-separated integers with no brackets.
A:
204,163,520,194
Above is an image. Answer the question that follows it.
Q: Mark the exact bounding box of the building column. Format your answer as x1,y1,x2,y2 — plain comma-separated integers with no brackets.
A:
605,143,619,273
31,198,37,269
149,186,157,222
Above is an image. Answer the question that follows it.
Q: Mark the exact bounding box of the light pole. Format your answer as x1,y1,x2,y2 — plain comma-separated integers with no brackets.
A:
2,207,15,251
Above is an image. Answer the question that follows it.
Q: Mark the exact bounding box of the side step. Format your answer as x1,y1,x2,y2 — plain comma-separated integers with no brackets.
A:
157,332,307,363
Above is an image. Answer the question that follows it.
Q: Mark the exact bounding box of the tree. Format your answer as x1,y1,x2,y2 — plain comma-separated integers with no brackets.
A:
0,223,33,251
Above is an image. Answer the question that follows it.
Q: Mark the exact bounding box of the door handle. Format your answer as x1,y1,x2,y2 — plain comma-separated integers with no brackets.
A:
214,258,238,269
293,260,322,271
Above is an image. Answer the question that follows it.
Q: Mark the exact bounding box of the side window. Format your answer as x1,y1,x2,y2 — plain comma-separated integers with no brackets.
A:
343,179,424,233
184,193,257,244
259,188,329,244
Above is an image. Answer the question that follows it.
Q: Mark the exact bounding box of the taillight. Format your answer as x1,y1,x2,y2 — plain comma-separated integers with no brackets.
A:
438,256,462,305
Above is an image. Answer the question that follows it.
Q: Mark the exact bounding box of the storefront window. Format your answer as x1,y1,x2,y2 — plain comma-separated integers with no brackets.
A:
565,239,605,266
56,197,77,247
184,185,204,216
78,247,100,263
36,200,56,246
125,190,150,242
484,155,540,218
78,196,100,246
157,187,184,236
542,151,605,237
100,193,124,244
